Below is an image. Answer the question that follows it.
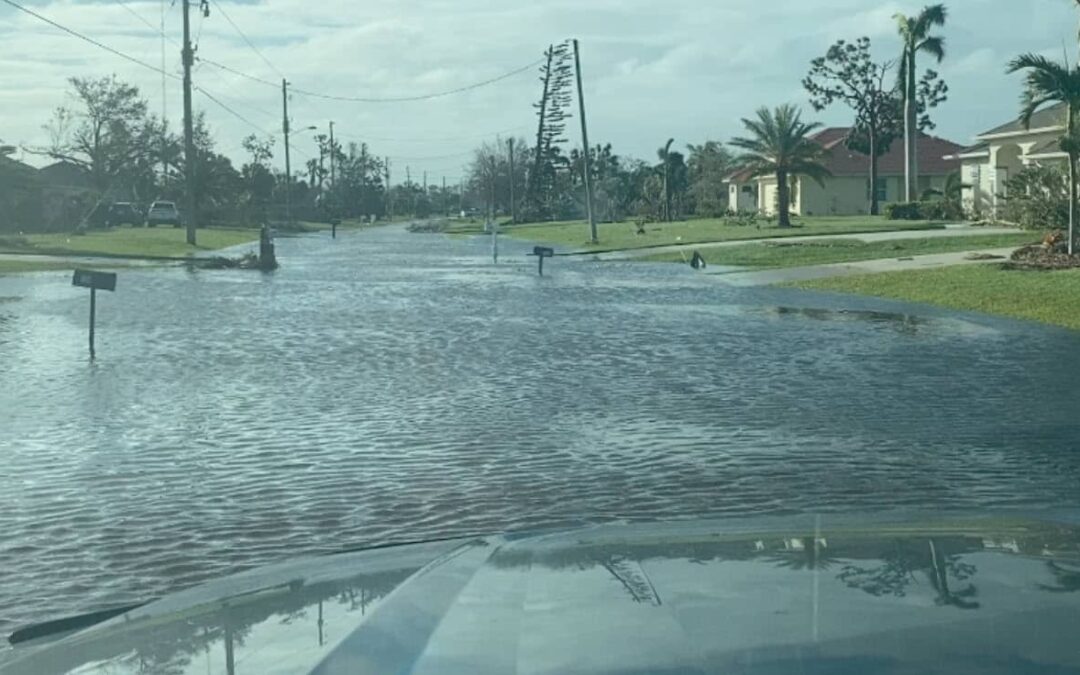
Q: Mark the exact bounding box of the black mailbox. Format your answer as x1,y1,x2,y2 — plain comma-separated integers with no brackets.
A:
533,246,554,258
72,269,117,292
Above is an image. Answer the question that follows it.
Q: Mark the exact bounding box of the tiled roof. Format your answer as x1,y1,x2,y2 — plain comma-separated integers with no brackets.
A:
977,102,1066,137
809,128,963,177
724,167,757,183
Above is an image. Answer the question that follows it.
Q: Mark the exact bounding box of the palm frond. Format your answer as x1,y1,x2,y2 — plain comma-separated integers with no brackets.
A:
914,3,948,35
918,36,945,63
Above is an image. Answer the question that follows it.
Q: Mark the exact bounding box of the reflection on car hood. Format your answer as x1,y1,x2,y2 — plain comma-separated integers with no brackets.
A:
5,515,1080,674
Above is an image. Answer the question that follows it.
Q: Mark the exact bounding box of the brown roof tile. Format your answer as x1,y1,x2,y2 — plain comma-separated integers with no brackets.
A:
810,128,963,177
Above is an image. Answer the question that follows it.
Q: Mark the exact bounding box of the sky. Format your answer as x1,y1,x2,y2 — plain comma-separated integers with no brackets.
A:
0,0,1077,180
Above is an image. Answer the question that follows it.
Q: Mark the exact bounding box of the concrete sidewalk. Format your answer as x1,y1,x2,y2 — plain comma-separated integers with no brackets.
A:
709,247,1017,287
591,225,1022,261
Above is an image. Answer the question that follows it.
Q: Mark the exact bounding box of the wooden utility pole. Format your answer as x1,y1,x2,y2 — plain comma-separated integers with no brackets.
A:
508,138,516,224
442,175,447,216
328,121,335,186
282,79,292,223
181,0,197,245
572,39,597,244
384,157,392,220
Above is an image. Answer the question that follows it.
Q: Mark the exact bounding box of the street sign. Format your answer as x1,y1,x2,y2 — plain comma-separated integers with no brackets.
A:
72,269,117,292
72,269,116,359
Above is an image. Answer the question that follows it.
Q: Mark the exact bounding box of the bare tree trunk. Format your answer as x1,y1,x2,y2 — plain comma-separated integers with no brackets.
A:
1070,152,1077,256
777,169,791,228
903,50,915,203
869,123,879,216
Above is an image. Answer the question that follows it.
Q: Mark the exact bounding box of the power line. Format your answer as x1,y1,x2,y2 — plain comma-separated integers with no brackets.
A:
290,59,543,103
199,54,542,103
335,124,531,144
5,0,274,141
197,56,279,86
112,0,181,47
3,0,182,80
207,0,285,80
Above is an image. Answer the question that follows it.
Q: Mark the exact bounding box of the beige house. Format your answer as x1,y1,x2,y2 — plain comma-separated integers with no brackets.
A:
725,167,758,212
729,128,964,217
946,103,1067,218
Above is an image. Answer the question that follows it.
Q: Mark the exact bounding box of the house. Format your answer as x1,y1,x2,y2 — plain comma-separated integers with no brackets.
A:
750,128,964,217
945,102,1067,218
37,161,97,229
0,154,43,231
725,167,759,212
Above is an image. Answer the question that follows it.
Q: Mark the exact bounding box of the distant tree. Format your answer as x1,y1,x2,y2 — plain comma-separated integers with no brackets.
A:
658,138,675,221
895,4,948,201
524,41,574,221
804,38,899,215
731,104,831,228
41,75,159,195
1007,53,1080,253
686,141,737,217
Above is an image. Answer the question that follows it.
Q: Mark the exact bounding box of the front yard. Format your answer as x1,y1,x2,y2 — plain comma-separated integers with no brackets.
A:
788,264,1080,331
448,215,947,251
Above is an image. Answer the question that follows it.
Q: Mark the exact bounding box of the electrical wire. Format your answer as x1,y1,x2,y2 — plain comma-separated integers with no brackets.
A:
4,0,276,141
112,0,181,47
207,0,285,80
335,124,531,144
3,0,182,80
290,60,543,103
199,55,542,103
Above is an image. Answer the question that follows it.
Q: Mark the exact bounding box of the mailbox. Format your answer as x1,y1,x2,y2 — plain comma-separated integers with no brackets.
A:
72,270,117,292
533,246,555,258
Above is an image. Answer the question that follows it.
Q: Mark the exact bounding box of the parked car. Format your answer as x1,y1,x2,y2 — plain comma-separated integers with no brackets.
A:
146,201,181,227
109,202,142,227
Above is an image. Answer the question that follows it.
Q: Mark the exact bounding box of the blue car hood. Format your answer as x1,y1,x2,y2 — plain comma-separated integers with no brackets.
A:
4,516,1080,674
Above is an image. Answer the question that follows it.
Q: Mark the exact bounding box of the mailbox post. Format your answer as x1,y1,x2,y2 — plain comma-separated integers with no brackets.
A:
72,269,117,359
532,246,554,276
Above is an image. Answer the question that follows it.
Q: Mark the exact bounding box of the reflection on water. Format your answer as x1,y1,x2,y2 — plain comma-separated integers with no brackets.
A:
2,226,1080,631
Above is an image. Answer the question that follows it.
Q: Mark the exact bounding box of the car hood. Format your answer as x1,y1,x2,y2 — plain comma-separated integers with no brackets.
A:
4,515,1080,674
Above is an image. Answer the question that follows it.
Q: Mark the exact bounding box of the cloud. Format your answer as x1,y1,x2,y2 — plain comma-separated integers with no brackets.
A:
1,0,1077,172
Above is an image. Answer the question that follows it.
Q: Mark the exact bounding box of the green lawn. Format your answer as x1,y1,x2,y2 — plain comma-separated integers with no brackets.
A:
447,216,948,251
642,233,1038,268
0,227,258,259
788,264,1080,330
0,259,86,275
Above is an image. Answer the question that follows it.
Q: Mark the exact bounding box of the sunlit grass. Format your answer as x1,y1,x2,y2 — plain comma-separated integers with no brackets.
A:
642,233,1037,268
788,264,1080,330
0,228,258,258
447,215,947,251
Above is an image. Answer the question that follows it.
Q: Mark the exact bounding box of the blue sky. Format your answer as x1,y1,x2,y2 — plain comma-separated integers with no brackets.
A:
1,0,1077,176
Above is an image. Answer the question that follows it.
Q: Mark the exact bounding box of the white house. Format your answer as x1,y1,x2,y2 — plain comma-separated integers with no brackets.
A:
945,102,1068,218
728,128,964,217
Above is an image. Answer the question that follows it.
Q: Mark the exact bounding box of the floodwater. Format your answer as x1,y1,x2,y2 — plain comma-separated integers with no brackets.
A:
1,225,1079,631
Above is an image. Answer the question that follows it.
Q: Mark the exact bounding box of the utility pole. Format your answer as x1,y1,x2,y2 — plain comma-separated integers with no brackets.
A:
384,157,392,220
406,166,412,216
572,39,597,244
508,138,516,224
328,121,335,186
281,78,292,224
458,177,464,215
442,175,447,216
180,0,197,245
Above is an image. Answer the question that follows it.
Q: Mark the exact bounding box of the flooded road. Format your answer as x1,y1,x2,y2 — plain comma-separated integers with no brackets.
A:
2,225,1079,630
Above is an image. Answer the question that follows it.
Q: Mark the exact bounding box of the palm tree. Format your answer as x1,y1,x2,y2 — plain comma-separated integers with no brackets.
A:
730,104,831,228
658,138,674,222
895,4,947,202
1007,53,1080,254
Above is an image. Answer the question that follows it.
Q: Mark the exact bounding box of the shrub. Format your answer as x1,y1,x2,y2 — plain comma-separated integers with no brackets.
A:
885,202,924,220
1000,164,1069,230
885,200,963,221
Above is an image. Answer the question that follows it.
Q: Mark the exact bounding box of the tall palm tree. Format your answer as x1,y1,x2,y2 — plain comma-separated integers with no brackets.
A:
730,104,831,228
658,138,674,222
1007,53,1080,254
895,4,947,203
